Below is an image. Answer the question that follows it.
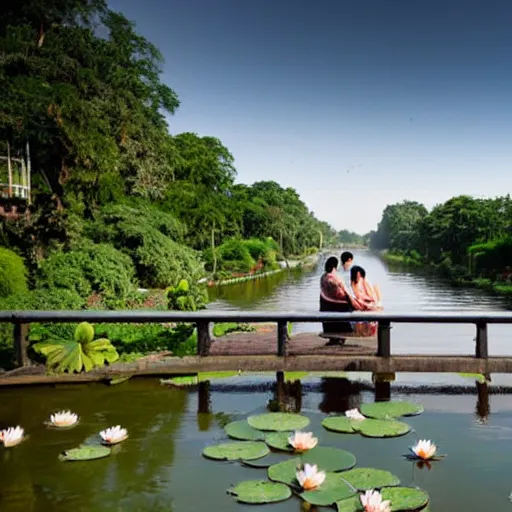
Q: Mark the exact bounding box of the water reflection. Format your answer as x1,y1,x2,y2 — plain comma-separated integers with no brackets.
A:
476,381,490,423
319,378,363,414
268,372,303,413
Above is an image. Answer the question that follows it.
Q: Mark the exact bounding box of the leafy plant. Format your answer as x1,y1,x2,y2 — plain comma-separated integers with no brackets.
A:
32,322,119,373
0,247,28,297
166,278,207,311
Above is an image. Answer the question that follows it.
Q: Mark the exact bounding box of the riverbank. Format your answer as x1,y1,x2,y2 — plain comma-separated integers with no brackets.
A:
208,252,320,287
380,250,512,297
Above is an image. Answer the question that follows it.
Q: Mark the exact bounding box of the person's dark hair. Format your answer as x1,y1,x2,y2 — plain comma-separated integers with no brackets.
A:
341,251,354,265
350,265,366,283
324,256,338,273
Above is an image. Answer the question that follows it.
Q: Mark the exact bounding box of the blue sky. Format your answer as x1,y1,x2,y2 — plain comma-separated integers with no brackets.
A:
109,0,512,234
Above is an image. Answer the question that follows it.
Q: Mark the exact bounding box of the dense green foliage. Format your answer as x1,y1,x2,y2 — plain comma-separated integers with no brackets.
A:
372,195,512,291
0,247,28,297
0,0,338,370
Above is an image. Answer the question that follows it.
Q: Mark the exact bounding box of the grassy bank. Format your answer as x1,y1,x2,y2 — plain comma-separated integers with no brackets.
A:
379,250,424,266
380,251,512,297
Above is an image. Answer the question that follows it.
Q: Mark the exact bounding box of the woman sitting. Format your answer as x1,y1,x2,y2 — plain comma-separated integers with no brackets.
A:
350,265,382,310
349,265,381,336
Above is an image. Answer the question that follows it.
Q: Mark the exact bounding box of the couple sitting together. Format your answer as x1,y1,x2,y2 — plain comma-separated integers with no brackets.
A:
320,251,382,337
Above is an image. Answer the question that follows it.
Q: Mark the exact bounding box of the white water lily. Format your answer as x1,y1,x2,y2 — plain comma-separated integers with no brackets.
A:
288,431,318,452
296,463,326,491
99,425,128,445
49,410,79,428
0,426,25,448
410,439,437,460
345,408,366,420
360,489,391,512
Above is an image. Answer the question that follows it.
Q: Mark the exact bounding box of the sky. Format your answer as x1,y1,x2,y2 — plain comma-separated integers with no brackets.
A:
109,0,512,234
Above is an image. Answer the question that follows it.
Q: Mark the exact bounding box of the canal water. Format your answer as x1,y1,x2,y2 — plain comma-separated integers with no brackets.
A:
2,250,512,511
208,249,512,356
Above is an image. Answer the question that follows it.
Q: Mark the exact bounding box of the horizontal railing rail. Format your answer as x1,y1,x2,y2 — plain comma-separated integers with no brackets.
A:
1,309,512,369
2,310,512,323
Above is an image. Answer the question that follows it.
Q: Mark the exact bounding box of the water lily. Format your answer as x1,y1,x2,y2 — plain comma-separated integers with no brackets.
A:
49,410,79,428
99,425,128,445
345,408,366,420
296,463,326,491
410,439,437,460
360,489,391,512
0,426,25,448
288,431,318,452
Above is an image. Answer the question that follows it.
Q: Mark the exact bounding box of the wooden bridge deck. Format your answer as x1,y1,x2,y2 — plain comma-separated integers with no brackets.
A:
210,329,377,356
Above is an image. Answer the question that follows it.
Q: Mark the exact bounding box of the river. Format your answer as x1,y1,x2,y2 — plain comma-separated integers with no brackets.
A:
208,249,512,356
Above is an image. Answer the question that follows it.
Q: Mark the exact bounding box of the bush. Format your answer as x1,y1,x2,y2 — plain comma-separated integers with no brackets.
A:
0,247,28,297
0,288,86,370
37,243,136,299
469,237,512,275
87,204,205,289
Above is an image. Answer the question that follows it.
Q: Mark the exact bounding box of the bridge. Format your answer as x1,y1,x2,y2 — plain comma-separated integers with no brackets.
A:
1,310,512,386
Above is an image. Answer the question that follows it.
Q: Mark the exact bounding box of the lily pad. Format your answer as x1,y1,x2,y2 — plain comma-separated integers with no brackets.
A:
227,480,292,504
58,444,111,462
265,431,295,452
247,412,310,431
341,468,400,491
360,401,423,420
300,473,356,506
203,441,269,461
268,447,356,485
225,420,265,441
322,416,360,434
357,419,411,438
336,495,363,512
242,452,293,468
381,487,429,511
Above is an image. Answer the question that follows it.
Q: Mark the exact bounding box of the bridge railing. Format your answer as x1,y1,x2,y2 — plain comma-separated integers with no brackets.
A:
1,310,512,368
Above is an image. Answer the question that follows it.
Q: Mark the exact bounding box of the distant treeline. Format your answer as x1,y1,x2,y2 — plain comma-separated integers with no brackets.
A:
370,196,512,286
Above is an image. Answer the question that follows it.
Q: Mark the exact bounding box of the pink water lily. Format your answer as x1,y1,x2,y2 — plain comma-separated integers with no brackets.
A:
410,439,437,460
296,463,326,490
99,425,128,445
0,426,25,448
360,489,391,512
288,431,318,452
345,408,366,420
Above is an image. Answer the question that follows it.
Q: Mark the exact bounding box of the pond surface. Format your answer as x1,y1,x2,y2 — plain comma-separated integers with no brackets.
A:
208,249,512,355
1,373,511,511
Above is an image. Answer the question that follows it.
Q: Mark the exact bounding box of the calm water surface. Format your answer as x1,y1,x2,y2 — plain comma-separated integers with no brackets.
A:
1,374,512,511
209,249,512,355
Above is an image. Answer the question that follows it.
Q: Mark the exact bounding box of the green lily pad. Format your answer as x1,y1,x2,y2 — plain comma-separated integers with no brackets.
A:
268,447,356,485
341,468,400,491
247,412,310,431
381,487,429,511
265,431,295,452
357,419,411,438
322,416,360,434
224,420,265,441
360,401,423,420
300,473,356,506
203,441,269,461
242,452,293,468
58,444,111,461
336,495,363,512
227,480,292,504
